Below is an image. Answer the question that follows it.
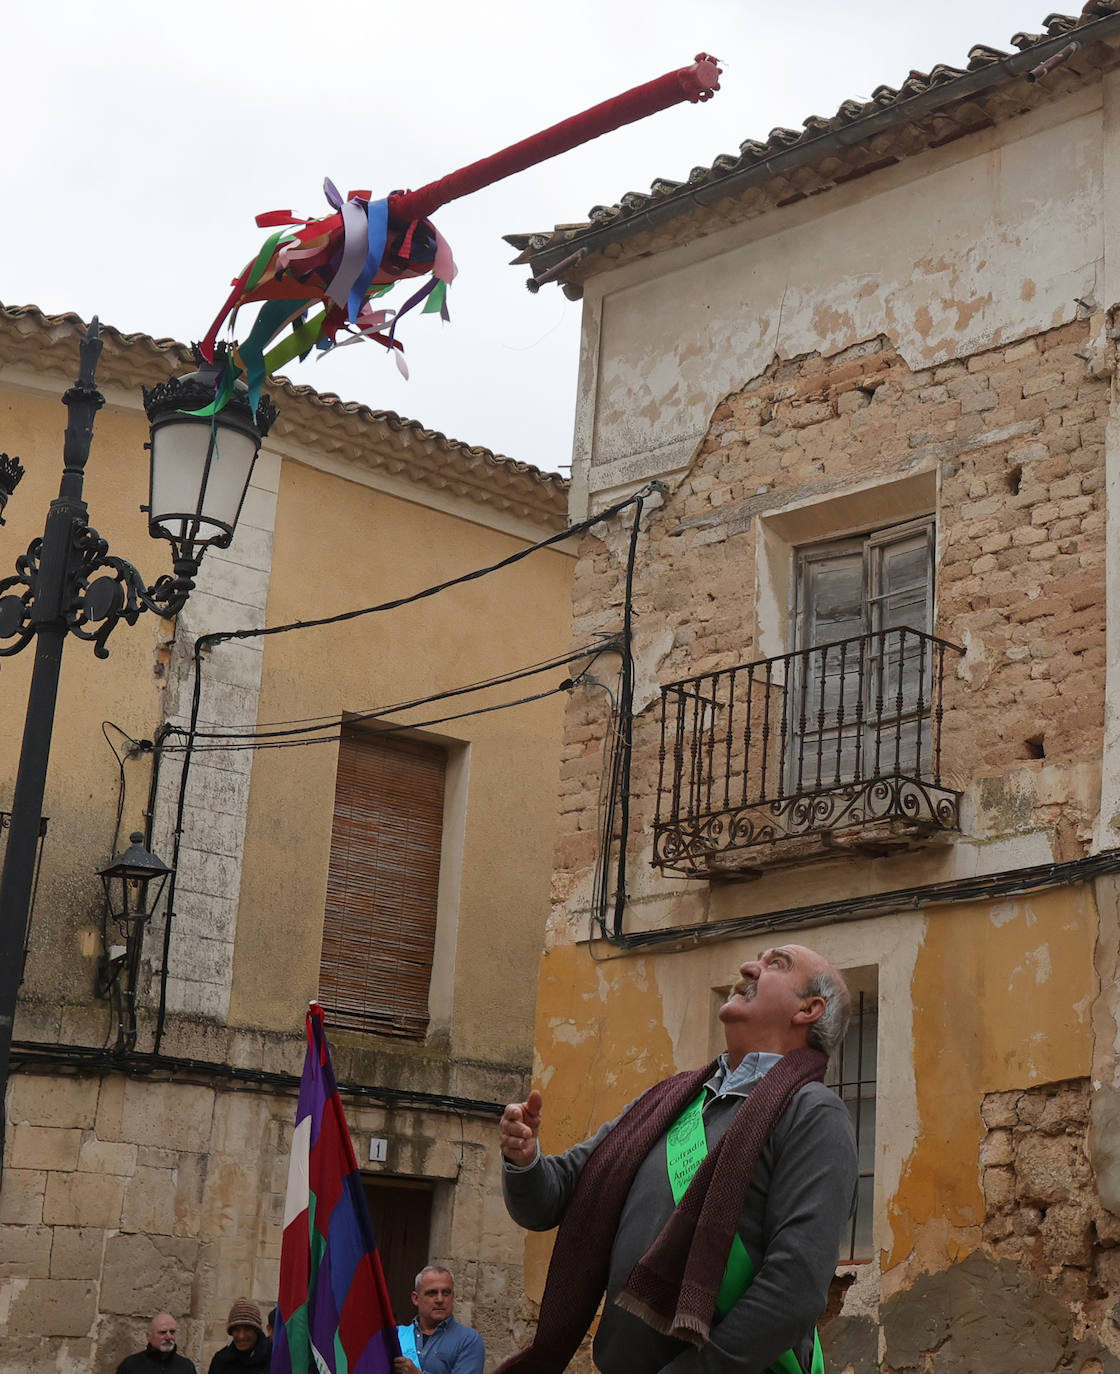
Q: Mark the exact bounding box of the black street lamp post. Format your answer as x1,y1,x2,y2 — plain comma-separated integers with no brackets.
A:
0,318,275,1172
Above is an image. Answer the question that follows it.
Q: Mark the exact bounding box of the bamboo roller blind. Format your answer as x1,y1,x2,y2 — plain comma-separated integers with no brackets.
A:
319,728,446,1038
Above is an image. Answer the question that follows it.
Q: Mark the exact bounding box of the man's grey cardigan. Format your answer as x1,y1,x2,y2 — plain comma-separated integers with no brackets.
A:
503,1063,857,1374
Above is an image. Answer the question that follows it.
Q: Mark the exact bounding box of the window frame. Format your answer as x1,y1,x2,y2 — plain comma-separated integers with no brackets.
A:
789,518,935,792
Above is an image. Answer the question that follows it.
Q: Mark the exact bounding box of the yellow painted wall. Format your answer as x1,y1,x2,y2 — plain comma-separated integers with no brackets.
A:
0,383,168,1006
229,457,574,1067
522,886,1099,1299
886,886,1097,1279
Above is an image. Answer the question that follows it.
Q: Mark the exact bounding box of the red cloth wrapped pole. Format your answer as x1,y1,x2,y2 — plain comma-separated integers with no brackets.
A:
389,54,721,225
199,53,721,407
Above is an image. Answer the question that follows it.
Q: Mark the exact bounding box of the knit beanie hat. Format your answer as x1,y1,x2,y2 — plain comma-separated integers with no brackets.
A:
227,1299,263,1334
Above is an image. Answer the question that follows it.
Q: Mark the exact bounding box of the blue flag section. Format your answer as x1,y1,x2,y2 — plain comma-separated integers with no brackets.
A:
271,1003,401,1374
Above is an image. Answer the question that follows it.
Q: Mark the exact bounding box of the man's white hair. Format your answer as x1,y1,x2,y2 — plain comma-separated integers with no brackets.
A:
801,968,851,1056
414,1265,454,1291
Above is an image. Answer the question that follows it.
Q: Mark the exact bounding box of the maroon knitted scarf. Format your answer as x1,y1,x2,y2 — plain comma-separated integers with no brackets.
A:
494,1048,828,1373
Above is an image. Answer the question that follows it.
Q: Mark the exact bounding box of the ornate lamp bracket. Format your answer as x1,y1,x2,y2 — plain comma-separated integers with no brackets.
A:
0,522,196,661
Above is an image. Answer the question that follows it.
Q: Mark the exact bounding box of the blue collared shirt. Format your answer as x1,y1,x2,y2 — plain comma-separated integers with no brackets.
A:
704,1050,784,1101
400,1315,484,1374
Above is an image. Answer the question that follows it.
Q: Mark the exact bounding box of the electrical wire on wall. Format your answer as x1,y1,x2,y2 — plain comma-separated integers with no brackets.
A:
155,641,619,755
572,497,1120,954
148,482,663,1053
578,489,650,948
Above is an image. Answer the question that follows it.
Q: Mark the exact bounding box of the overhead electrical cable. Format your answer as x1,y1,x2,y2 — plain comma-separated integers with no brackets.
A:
151,483,661,1052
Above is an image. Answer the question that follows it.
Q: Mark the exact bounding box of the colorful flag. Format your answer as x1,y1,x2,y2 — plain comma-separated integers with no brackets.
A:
271,1003,401,1374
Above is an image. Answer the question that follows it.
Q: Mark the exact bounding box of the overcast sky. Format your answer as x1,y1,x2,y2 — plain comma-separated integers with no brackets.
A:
6,1,1048,474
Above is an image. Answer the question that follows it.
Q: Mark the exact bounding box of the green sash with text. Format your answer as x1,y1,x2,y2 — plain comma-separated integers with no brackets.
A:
665,1091,825,1374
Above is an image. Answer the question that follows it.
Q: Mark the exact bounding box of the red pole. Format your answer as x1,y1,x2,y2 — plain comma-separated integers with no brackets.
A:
388,54,721,225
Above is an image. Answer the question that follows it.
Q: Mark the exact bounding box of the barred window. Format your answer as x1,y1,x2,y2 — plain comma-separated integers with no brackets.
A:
826,986,877,1262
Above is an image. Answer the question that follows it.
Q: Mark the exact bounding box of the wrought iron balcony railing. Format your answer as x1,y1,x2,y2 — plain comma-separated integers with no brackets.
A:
654,628,963,876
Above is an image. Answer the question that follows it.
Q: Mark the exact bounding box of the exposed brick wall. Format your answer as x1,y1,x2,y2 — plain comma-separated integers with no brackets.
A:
935,326,1107,780
554,323,1108,894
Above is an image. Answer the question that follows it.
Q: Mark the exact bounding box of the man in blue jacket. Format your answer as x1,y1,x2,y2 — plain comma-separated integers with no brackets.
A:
393,1266,485,1374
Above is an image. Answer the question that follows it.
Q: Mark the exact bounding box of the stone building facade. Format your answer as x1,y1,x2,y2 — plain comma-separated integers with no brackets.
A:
507,6,1120,1370
0,305,574,1371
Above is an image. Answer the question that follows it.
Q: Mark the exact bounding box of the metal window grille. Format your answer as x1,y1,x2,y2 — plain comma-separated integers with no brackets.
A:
826,990,877,1262
653,628,962,874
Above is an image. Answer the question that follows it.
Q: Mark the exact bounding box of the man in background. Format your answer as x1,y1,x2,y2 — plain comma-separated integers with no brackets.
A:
393,1265,484,1374
115,1312,196,1373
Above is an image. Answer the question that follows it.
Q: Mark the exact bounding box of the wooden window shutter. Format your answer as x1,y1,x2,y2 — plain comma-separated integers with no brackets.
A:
319,728,446,1039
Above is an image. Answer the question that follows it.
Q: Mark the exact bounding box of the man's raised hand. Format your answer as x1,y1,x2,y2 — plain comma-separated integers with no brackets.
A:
500,1089,543,1166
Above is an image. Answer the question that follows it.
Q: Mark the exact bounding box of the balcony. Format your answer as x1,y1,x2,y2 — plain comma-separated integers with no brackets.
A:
653,628,963,877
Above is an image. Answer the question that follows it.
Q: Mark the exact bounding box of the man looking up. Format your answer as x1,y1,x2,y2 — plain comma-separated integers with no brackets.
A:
116,1313,197,1373
393,1266,485,1374
498,944,858,1374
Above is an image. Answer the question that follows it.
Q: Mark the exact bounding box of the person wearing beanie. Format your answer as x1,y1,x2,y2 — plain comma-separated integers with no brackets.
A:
207,1299,272,1372
116,1312,197,1373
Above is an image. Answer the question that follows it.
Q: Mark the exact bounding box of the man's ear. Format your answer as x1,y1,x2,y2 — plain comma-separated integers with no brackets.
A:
793,995,826,1027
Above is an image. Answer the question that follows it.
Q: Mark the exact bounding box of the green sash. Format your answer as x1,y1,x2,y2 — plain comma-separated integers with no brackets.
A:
665,1091,825,1374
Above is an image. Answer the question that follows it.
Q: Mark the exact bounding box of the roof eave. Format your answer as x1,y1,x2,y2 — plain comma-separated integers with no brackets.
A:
509,9,1120,281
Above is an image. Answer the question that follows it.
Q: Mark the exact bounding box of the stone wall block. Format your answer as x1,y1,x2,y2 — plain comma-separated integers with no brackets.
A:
8,1075,99,1130
6,1277,97,1337
254,1255,280,1304
0,1169,46,1224
118,1079,215,1153
1041,1201,1094,1267
172,1152,207,1239
0,1223,52,1277
121,1165,178,1235
100,1233,199,1316
94,1074,126,1142
190,1240,253,1322
978,1127,1013,1169
198,1157,260,1239
137,1145,180,1170
9,1124,82,1172
983,1213,1014,1241
77,1136,139,1176
0,1335,91,1374
1011,1132,1076,1206
1037,1086,1091,1133
982,1092,1021,1128
94,1314,151,1374
42,1171,125,1229
982,1165,1017,1211
49,1227,104,1280
208,1087,270,1157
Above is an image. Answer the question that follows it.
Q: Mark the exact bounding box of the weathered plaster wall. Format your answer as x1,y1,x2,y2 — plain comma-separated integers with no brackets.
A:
1,338,573,1370
553,325,1108,955
230,456,575,1067
532,74,1120,1366
0,382,167,1013
573,84,1105,510
888,886,1098,1291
